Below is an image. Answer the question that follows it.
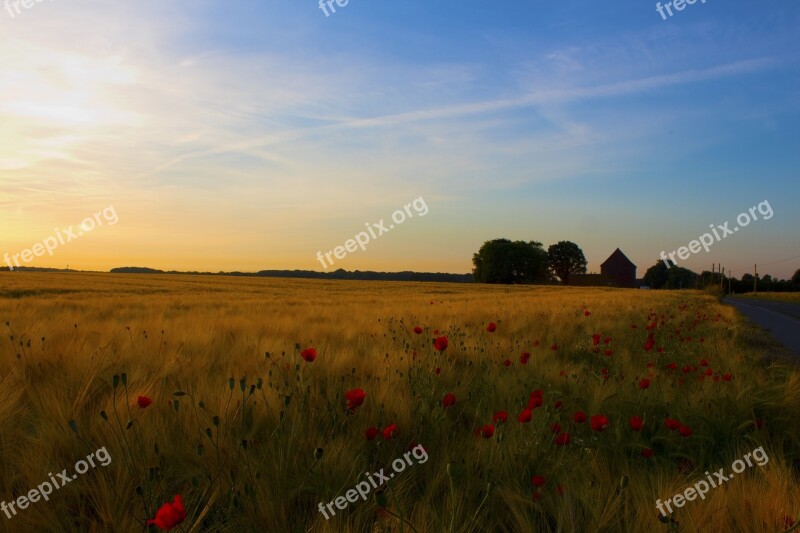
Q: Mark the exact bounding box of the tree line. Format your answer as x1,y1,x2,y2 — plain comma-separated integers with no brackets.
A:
472,239,587,284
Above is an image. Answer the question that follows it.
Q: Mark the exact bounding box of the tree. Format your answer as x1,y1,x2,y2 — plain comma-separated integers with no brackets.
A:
547,241,587,285
472,239,550,284
643,260,671,289
792,269,800,286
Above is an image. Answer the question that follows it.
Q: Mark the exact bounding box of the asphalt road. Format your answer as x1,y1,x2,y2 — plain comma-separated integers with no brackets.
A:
724,297,800,357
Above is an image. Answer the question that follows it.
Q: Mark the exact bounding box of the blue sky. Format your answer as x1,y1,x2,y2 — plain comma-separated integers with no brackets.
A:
1,0,798,278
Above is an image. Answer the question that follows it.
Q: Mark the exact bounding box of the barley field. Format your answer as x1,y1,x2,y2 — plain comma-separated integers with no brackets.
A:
0,272,798,532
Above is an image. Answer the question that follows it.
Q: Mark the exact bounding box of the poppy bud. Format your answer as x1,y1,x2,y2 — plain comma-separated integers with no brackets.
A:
314,447,324,460
228,377,235,390
68,420,78,434
100,410,108,420
121,373,127,386
126,419,134,430
191,476,200,487
241,440,248,449
196,445,204,456
375,490,387,508
212,416,220,426
173,390,187,397
239,378,246,392
135,486,143,496
172,400,180,412
112,374,119,389
256,378,263,390
198,401,205,409
284,396,292,406
205,428,212,438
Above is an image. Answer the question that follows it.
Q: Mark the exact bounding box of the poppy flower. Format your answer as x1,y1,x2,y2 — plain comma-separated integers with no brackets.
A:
530,389,543,398
382,424,398,440
413,326,423,335
678,425,692,437
550,343,559,351
665,362,678,370
554,400,562,409
502,359,512,367
554,432,570,445
442,393,456,408
603,337,612,345
584,310,591,317
531,475,545,487
639,378,650,390
551,422,562,433
590,415,609,432
517,408,532,423
644,338,655,351
629,416,644,431
664,418,680,431
520,352,531,365
479,424,495,438
604,349,614,356
641,448,654,458
493,411,508,424
300,348,317,362
722,373,732,382
434,367,441,375
533,340,540,347
365,427,379,440
137,396,153,409
700,358,709,366
147,495,186,530
433,336,448,352
573,411,587,423
345,388,366,410
486,322,497,332
592,333,602,346
754,418,765,429
527,396,543,409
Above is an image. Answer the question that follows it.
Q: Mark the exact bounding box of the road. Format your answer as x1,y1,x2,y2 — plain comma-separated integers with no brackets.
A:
724,297,800,357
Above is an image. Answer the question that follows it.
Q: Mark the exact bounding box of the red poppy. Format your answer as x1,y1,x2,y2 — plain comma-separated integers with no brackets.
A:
592,333,602,346
520,352,531,365
413,326,423,334
433,336,448,352
551,422,562,433
502,359,512,367
704,368,713,376
754,418,765,429
442,393,456,408
665,362,678,370
530,389,543,398
493,411,508,424
590,415,609,432
527,396,543,409
641,448,654,458
345,388,366,410
722,373,732,382
554,400,562,410
603,337,612,345
639,378,650,390
644,338,655,351
517,408,533,423
554,432,570,445
300,348,317,362
550,343,559,351
434,367,441,375
629,416,644,431
604,349,614,356
573,411,587,423
533,340,540,347
664,418,681,431
365,427,379,440
584,310,591,317
480,424,495,438
486,322,497,332
700,358,709,366
678,425,692,437
137,396,153,409
531,475,545,487
147,495,186,530
382,424,398,440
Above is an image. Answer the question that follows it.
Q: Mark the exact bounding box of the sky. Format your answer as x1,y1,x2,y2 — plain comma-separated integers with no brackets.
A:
1,0,799,279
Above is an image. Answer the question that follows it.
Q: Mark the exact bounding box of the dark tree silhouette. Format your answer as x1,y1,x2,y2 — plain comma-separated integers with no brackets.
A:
472,239,550,284
547,241,587,285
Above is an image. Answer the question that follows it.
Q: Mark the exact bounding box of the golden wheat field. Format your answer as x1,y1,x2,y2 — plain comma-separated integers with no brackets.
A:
0,272,798,533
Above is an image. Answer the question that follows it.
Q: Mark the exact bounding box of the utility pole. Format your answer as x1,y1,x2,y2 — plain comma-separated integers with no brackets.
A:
728,271,732,294
721,267,725,289
754,264,757,293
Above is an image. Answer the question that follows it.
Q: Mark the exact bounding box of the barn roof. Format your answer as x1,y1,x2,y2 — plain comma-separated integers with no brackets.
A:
600,248,636,269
